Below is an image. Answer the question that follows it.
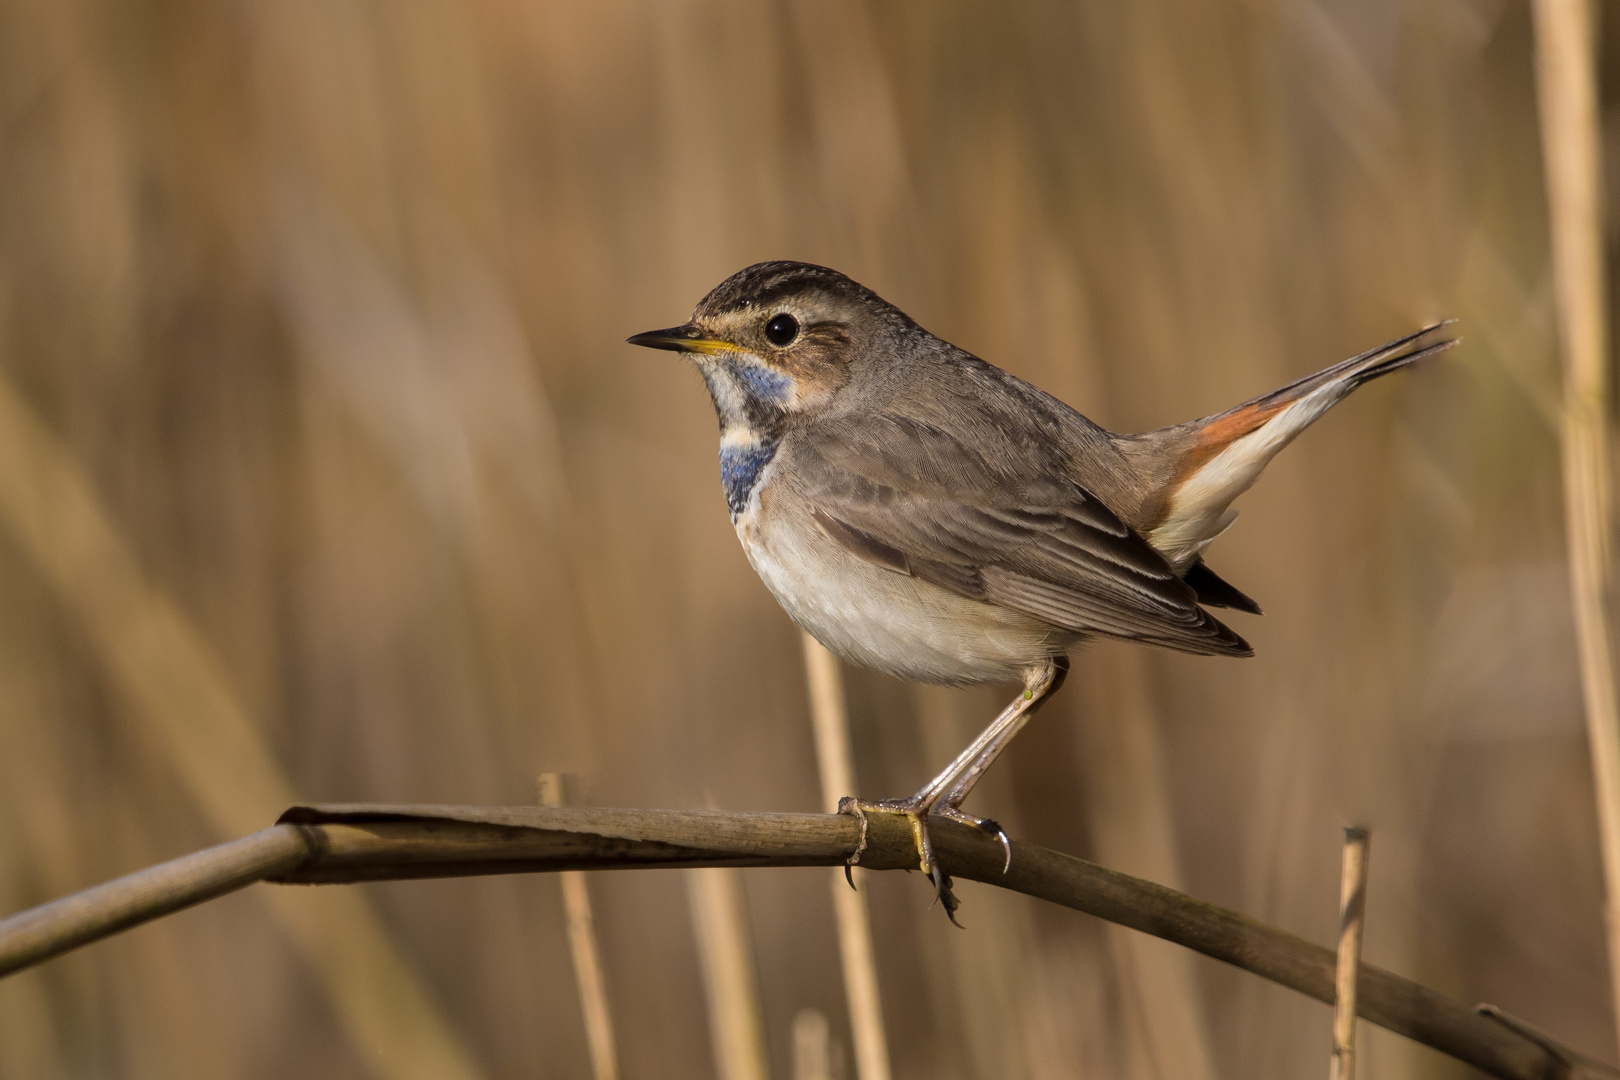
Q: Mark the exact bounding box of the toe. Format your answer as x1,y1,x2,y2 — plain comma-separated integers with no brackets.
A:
929,867,964,927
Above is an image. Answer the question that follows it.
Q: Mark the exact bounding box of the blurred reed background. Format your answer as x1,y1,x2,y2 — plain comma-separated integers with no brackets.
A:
0,1,1614,1077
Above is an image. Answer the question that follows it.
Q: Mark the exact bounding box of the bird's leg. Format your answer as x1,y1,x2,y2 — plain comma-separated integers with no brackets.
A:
929,656,1068,872
838,656,1068,922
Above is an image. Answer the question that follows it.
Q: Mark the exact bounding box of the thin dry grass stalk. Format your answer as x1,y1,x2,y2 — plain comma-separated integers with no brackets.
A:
538,774,620,1080
2,805,1613,1080
802,634,893,1080
1330,828,1370,1080
792,1009,834,1080
687,865,772,1080
1531,0,1620,1035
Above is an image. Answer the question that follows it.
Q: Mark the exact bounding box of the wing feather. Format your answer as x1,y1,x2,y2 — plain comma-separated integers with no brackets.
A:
795,419,1251,657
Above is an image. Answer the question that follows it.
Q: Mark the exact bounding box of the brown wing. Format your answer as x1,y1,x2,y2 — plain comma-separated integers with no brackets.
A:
792,414,1251,657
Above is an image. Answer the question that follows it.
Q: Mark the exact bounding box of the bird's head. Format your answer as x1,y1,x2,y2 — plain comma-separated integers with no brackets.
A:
627,261,914,432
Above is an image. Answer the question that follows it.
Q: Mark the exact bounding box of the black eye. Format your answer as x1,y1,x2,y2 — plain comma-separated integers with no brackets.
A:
764,313,799,347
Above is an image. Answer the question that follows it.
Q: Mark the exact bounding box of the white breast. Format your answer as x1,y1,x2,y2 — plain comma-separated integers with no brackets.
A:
734,473,1067,686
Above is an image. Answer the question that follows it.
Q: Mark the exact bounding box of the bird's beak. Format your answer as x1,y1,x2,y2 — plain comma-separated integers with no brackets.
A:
625,324,732,356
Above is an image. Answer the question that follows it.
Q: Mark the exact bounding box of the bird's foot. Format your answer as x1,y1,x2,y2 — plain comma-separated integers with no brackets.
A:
837,794,966,925
837,796,870,890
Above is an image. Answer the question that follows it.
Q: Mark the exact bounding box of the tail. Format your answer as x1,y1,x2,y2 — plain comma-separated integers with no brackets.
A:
1142,323,1457,572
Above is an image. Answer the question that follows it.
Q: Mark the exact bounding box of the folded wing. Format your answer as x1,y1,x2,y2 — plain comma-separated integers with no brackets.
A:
796,416,1251,658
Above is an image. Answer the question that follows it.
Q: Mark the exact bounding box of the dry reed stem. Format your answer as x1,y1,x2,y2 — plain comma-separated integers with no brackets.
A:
1329,828,1370,1080
792,1009,834,1080
538,774,620,1080
687,866,773,1080
1074,651,1218,1080
0,372,486,1080
1531,0,1620,1036
0,828,307,976
4,805,1615,1080
802,634,893,1080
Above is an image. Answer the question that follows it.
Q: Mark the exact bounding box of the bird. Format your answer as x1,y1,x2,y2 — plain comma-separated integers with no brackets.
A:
629,260,1453,920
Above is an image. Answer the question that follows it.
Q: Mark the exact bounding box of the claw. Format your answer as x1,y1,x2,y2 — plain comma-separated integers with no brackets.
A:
844,862,857,891
912,814,964,926
837,796,870,873
929,866,963,927
977,818,1014,874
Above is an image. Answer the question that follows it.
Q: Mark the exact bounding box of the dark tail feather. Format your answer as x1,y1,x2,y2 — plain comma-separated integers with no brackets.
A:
1348,335,1457,388
1184,558,1263,615
1235,321,1458,415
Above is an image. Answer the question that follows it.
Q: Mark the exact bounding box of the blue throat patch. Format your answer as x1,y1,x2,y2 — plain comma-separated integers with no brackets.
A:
700,356,792,520
732,361,793,403
719,439,780,520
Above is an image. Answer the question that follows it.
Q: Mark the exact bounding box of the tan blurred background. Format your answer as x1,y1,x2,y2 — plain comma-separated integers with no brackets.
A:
0,0,1614,1077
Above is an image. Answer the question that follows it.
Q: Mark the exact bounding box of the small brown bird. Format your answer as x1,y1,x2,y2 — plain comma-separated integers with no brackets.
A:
630,261,1453,917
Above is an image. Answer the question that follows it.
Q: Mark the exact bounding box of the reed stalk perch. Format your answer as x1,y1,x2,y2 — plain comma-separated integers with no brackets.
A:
0,804,1613,1080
